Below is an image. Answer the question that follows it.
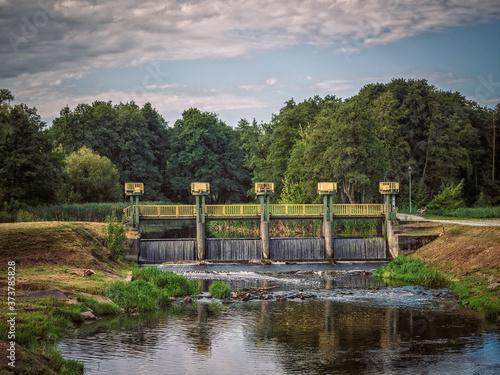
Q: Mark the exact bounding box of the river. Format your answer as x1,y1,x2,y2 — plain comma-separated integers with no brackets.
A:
58,262,500,374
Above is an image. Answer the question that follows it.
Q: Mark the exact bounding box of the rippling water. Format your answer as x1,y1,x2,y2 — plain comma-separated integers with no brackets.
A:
58,262,500,374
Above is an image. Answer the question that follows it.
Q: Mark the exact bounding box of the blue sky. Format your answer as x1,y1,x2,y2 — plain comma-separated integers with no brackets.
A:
1,0,499,127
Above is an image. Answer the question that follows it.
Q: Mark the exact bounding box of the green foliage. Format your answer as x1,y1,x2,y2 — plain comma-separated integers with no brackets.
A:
0,90,63,205
375,256,447,287
106,267,198,310
449,277,500,319
64,145,122,202
25,202,128,222
101,213,128,259
135,266,198,297
167,108,250,203
305,99,387,203
105,279,171,311
16,209,34,222
0,198,30,222
77,295,121,315
426,206,500,218
106,267,198,311
208,280,232,299
427,179,464,210
50,101,169,200
474,192,491,208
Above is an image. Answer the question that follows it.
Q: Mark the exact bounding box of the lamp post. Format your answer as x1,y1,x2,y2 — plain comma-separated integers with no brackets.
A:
408,166,412,214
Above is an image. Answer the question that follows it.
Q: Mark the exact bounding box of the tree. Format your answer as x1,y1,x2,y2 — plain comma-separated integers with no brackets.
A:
65,146,122,202
0,90,63,205
305,99,387,204
264,95,338,199
50,101,170,200
372,91,410,180
166,108,250,203
427,179,464,210
235,118,273,196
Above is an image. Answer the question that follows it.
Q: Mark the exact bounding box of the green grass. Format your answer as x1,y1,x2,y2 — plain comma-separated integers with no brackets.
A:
106,267,199,311
77,295,122,315
448,276,500,319
374,256,447,287
429,206,500,219
208,281,233,299
399,206,500,219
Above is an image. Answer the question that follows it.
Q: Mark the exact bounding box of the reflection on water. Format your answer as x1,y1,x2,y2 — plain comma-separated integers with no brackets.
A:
58,264,500,375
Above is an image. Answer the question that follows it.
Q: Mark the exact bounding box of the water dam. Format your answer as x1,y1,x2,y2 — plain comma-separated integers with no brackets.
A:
138,237,388,263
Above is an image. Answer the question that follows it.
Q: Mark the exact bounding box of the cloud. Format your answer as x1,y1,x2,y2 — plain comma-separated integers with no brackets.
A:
312,71,474,93
238,77,281,91
2,0,500,80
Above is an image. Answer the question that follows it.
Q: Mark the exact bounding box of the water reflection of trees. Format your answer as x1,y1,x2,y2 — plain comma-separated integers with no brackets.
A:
64,298,485,373
241,300,484,374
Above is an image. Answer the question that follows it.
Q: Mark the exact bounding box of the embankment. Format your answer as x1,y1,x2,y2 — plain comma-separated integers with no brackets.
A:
409,224,500,319
0,222,133,374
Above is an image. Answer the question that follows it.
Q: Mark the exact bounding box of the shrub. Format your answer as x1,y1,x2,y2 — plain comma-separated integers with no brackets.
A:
16,209,34,222
101,212,128,259
135,267,198,297
208,280,232,299
428,179,464,210
375,256,446,287
78,295,121,315
105,279,170,311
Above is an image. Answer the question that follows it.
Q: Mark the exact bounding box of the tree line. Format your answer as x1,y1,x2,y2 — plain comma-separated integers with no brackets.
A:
0,78,498,211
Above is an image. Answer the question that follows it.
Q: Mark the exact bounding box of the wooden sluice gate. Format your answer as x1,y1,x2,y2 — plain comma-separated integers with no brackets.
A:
270,237,325,260
137,236,388,263
139,239,196,263
206,238,262,261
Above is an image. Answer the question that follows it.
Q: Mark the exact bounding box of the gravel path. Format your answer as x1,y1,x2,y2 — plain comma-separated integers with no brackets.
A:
397,213,500,227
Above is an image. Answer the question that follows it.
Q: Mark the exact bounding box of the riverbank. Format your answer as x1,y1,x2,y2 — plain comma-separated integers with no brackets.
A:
0,222,134,374
382,222,500,319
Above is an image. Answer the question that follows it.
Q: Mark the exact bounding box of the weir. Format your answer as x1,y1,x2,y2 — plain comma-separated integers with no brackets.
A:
139,239,196,263
127,181,398,264
138,237,388,263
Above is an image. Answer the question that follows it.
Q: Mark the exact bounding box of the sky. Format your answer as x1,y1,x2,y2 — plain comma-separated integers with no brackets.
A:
1,0,500,127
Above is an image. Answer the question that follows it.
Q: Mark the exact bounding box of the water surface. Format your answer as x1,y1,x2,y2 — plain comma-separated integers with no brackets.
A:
59,262,500,374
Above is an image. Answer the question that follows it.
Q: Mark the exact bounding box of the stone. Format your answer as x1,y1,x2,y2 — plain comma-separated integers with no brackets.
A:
81,310,96,320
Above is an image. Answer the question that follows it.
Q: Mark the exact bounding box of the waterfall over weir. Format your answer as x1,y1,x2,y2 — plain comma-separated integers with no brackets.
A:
139,239,196,262
139,237,388,263
334,237,387,259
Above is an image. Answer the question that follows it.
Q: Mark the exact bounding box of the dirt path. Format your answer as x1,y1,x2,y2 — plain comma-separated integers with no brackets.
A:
397,213,500,226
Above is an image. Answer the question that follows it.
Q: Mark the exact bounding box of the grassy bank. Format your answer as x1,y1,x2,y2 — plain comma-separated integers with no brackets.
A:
0,221,132,374
0,221,201,374
377,224,500,319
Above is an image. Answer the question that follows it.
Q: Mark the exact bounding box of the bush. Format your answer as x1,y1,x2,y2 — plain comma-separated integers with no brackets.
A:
78,295,121,315
135,267,198,297
0,198,30,223
16,209,34,222
105,279,170,311
428,179,464,210
101,212,128,259
374,256,446,287
208,280,232,299
106,268,198,311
